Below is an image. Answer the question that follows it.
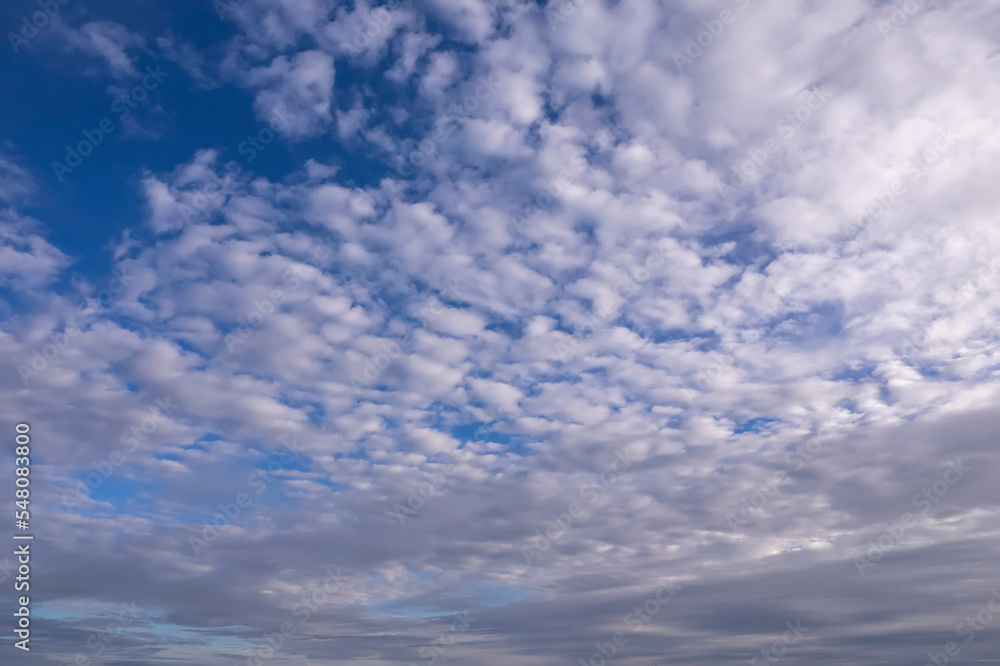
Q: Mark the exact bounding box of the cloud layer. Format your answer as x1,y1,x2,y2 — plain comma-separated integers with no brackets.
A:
3,0,1000,663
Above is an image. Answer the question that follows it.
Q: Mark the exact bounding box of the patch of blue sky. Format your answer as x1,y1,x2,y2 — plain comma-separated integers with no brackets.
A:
830,362,879,383
699,225,780,269
733,417,780,435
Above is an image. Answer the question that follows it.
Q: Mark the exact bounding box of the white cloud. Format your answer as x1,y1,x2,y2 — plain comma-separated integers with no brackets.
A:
9,1,1000,663
0,210,70,291
0,154,36,204
245,49,336,138
57,19,145,78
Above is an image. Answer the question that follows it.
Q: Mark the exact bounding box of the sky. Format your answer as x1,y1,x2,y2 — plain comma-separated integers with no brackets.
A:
2,0,1000,664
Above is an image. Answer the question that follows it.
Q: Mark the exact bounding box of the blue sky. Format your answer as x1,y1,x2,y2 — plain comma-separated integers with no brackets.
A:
2,0,1000,664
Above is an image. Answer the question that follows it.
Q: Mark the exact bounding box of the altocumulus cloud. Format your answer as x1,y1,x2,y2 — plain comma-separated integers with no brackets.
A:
1,0,1000,664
